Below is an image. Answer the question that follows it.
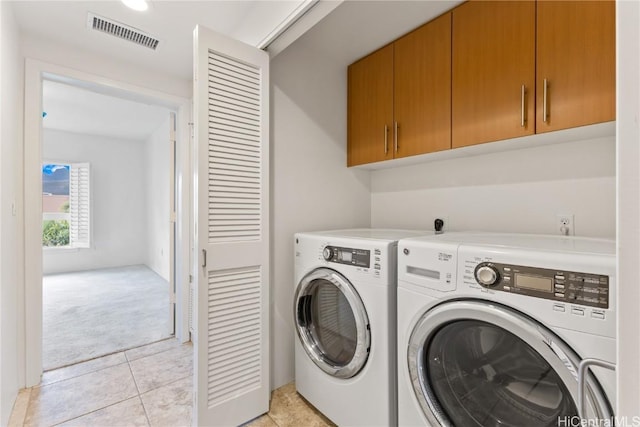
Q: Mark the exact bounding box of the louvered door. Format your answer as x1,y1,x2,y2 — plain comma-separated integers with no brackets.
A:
193,25,270,427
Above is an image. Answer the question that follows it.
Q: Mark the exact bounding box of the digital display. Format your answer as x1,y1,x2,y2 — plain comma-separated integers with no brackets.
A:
340,251,353,262
326,246,370,268
515,273,553,292
478,261,609,309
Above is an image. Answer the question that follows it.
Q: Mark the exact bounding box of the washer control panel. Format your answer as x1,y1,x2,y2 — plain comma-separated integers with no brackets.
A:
323,246,370,268
473,261,609,309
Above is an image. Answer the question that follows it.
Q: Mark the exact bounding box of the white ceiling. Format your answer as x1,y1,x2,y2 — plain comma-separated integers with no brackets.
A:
21,0,462,141
294,0,463,67
17,0,318,140
43,79,170,141
11,0,464,81
11,0,315,80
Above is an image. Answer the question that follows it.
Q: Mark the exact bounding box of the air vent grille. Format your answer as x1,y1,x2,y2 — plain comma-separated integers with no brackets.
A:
87,13,159,50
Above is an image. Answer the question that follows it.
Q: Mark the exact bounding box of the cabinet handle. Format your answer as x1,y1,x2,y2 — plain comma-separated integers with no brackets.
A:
521,84,526,127
384,125,389,154
394,121,399,153
543,78,548,123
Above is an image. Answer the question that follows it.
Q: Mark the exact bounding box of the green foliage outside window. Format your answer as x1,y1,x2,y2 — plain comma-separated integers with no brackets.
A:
43,220,70,247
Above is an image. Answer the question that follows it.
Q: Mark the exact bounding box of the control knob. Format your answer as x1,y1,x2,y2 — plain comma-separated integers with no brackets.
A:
475,263,500,287
323,247,333,261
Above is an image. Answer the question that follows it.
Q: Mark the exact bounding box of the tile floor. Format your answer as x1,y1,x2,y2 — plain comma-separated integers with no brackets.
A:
9,338,334,427
245,383,335,427
9,338,192,427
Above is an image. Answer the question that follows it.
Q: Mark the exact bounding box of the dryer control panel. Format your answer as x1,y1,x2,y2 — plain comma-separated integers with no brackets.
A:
473,261,609,309
323,246,370,268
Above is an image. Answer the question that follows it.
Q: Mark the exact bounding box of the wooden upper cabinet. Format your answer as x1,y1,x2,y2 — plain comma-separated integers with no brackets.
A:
394,12,452,158
452,1,536,148
348,0,616,166
347,45,394,167
536,1,616,133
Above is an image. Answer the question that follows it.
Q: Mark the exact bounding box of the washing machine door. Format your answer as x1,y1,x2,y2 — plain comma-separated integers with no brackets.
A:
294,267,370,379
408,300,613,427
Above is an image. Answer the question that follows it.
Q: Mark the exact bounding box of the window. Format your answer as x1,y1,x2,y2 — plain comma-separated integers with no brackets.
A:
42,163,91,248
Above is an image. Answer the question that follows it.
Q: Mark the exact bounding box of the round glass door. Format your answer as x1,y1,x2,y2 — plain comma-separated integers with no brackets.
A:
408,300,612,427
294,268,370,379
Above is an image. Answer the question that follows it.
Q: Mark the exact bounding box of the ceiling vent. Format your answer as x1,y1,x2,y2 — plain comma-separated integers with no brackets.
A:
87,12,159,50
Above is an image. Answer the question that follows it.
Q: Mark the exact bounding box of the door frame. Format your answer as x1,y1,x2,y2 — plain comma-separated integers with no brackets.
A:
23,58,191,387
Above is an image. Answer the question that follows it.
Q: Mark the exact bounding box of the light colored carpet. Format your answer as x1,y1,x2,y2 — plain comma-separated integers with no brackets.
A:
43,265,172,371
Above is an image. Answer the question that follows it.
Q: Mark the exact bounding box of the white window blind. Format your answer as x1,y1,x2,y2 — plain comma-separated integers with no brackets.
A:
69,162,91,248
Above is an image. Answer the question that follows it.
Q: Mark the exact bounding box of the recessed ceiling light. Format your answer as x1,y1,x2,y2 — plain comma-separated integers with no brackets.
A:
121,0,148,12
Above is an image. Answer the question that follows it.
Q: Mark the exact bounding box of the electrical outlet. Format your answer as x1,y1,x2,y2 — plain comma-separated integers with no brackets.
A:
557,214,574,236
434,216,449,233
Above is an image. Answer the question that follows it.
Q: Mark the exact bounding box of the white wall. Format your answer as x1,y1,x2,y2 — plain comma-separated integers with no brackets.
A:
371,136,616,238
270,30,371,388
42,129,147,274
145,117,171,281
616,0,640,417
22,34,190,100
0,1,24,424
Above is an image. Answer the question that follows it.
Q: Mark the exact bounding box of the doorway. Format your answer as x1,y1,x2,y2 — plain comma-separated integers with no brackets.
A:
40,79,176,370
24,60,191,386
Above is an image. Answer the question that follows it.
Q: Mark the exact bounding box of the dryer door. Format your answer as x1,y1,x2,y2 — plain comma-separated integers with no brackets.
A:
294,268,370,379
407,300,613,427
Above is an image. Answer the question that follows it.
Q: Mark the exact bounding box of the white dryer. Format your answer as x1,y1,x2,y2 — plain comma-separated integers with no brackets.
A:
397,233,616,427
294,229,427,426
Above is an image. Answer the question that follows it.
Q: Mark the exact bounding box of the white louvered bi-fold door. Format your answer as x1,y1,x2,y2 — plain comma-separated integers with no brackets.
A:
193,25,269,427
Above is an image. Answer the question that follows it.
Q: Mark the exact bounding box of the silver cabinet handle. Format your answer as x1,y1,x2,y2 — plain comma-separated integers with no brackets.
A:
577,358,615,420
384,125,388,154
394,121,399,153
543,78,548,123
202,249,207,268
521,84,526,127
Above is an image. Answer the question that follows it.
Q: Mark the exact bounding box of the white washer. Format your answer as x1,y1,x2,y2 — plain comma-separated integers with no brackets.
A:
294,229,428,426
397,233,616,427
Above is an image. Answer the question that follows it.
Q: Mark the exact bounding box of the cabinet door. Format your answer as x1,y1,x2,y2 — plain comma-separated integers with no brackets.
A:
347,45,394,166
536,1,615,133
452,1,535,148
394,12,452,158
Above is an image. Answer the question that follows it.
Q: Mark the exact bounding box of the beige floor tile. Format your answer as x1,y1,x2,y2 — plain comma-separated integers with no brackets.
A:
140,376,192,427
24,363,138,427
267,383,335,427
243,414,278,427
41,352,127,385
125,338,181,362
58,396,149,427
130,344,192,393
8,388,32,427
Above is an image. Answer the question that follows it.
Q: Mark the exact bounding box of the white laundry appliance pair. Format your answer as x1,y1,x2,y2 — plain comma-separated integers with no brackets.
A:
293,230,616,427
